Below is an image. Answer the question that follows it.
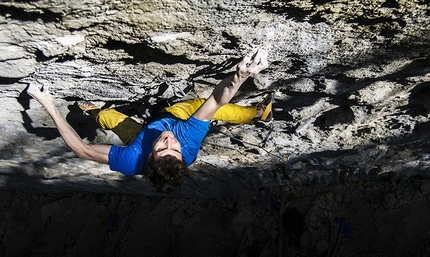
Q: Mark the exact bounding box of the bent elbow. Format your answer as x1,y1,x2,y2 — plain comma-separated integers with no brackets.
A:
73,145,94,160
75,151,90,160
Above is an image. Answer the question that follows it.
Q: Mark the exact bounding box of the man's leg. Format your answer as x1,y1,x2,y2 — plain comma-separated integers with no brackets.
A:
164,98,257,124
92,109,143,145
212,104,257,124
78,101,143,145
163,98,206,120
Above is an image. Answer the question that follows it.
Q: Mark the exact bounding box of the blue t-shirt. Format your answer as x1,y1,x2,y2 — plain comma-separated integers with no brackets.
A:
108,115,210,175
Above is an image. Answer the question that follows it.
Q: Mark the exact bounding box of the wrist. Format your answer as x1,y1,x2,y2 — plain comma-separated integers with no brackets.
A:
231,73,247,87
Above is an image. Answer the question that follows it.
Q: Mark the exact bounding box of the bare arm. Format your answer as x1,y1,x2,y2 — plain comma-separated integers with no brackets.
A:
193,49,269,121
27,84,110,164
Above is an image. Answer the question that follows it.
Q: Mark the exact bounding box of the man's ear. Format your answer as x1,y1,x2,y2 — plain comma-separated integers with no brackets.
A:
148,152,153,158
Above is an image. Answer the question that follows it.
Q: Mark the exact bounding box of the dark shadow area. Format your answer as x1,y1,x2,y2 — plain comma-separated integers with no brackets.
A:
255,0,423,26
64,103,102,143
255,1,317,23
102,39,211,66
314,94,358,129
410,121,430,152
0,78,22,85
400,82,430,117
34,49,76,63
314,104,355,130
0,168,156,195
390,82,430,149
0,3,62,22
100,39,245,83
349,16,406,29
311,0,335,4
222,31,240,49
381,0,400,8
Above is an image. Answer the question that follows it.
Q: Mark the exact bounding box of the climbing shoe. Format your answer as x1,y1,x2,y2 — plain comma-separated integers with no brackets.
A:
257,92,274,122
77,100,100,113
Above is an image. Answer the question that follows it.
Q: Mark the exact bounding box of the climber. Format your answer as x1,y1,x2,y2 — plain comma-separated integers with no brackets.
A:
27,49,270,193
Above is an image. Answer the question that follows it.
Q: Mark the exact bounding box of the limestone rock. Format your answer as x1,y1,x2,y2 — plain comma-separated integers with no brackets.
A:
0,0,428,198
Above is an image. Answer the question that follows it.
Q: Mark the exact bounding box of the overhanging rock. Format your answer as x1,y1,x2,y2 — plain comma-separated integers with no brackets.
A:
0,0,429,198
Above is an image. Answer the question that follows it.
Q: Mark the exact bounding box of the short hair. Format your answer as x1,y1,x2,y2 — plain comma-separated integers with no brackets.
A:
145,154,189,194
258,187,266,192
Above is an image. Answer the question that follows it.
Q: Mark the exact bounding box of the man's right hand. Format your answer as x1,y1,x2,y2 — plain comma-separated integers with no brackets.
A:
233,49,269,84
193,49,269,121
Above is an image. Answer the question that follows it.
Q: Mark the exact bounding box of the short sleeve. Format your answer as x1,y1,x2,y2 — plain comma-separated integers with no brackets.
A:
174,116,210,165
108,129,152,175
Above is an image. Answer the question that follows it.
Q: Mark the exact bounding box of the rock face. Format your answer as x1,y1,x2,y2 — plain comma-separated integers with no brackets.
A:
0,0,429,197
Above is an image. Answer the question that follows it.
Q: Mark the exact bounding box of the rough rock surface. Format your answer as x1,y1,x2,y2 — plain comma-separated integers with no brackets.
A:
0,0,429,255
0,0,429,197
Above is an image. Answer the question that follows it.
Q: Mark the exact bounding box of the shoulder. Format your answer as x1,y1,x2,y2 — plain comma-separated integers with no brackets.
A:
186,115,211,128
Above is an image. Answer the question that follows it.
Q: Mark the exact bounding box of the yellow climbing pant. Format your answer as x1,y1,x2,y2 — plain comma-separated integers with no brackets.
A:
163,98,257,124
92,98,257,144
92,109,143,145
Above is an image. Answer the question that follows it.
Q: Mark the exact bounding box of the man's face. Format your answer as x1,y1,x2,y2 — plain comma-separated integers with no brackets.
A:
152,131,182,161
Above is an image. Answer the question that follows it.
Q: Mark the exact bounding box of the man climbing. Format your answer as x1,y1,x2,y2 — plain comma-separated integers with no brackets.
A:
27,49,270,193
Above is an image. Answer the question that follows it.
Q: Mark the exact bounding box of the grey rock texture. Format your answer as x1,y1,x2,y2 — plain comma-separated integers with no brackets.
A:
0,0,429,197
